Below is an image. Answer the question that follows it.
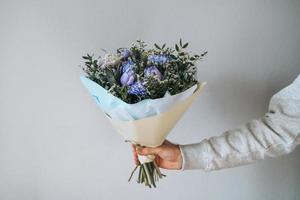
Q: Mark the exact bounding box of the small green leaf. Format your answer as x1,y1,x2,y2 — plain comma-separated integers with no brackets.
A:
170,54,177,59
183,43,189,48
175,44,179,51
179,38,183,47
201,51,208,56
105,69,116,84
154,43,161,49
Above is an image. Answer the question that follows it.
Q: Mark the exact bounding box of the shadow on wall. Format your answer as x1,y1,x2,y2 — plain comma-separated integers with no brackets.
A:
208,71,300,119
252,147,300,197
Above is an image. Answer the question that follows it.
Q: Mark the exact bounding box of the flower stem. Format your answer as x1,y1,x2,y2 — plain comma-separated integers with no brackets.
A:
128,165,138,182
128,161,165,188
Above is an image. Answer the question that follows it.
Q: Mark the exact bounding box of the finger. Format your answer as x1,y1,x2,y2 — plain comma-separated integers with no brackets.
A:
133,150,138,163
131,144,136,152
131,146,137,157
132,145,138,155
155,156,161,167
163,140,171,145
131,144,139,165
134,156,139,165
136,146,160,156
132,149,137,157
157,159,169,169
130,144,139,165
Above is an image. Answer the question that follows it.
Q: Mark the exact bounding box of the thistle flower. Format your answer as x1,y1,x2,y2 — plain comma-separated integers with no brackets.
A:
128,82,147,96
99,54,121,68
144,66,163,81
148,54,169,65
120,69,136,86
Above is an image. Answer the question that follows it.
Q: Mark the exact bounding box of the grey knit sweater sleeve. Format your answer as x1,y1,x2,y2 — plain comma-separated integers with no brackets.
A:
179,75,300,171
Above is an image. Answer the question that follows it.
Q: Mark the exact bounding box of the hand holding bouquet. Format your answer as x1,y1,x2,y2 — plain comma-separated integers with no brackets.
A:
80,39,207,188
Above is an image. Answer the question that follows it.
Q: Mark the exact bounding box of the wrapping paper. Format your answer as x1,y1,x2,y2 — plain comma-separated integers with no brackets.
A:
81,76,205,148
107,83,205,147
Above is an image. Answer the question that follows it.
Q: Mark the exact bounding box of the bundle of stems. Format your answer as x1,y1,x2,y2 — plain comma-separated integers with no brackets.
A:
128,161,166,188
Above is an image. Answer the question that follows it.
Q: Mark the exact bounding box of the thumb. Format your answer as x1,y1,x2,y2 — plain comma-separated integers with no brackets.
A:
137,147,160,156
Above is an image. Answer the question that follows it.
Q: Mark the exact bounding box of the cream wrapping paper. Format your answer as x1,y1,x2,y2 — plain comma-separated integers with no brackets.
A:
81,76,205,163
107,82,205,147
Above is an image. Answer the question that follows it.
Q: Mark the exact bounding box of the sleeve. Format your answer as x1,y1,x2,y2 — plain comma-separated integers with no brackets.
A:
179,75,300,171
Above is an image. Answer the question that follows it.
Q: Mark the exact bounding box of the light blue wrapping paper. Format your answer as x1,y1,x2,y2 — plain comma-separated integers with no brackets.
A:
80,76,198,121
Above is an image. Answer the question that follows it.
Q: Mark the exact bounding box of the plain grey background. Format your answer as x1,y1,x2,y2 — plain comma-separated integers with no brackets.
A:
1,0,300,199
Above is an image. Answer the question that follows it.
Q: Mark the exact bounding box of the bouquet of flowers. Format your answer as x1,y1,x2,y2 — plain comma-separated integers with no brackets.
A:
80,39,207,188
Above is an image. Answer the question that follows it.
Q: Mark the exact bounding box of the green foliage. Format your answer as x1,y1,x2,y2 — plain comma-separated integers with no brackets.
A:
81,39,207,104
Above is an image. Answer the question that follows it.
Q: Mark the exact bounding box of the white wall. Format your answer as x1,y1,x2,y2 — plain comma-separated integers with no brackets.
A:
0,0,300,199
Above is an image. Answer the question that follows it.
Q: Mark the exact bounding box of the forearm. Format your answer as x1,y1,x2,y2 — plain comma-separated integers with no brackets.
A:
180,116,300,171
180,75,300,171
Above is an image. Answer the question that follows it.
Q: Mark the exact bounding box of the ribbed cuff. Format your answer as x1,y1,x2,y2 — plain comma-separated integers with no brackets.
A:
179,145,186,171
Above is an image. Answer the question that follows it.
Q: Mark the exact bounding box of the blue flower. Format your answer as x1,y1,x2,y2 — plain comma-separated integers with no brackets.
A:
121,60,135,73
148,54,169,65
144,66,163,81
120,69,136,86
128,82,147,96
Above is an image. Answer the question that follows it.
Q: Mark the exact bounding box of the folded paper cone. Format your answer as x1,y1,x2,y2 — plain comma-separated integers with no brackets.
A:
108,83,205,147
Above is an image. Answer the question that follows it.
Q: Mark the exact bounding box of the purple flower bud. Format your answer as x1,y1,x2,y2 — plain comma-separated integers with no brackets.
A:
128,82,147,96
144,66,163,80
120,49,132,59
120,69,136,86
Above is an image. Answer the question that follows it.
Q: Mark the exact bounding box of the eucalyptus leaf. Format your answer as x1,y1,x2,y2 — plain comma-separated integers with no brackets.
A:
183,43,189,48
154,43,161,49
105,69,116,85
